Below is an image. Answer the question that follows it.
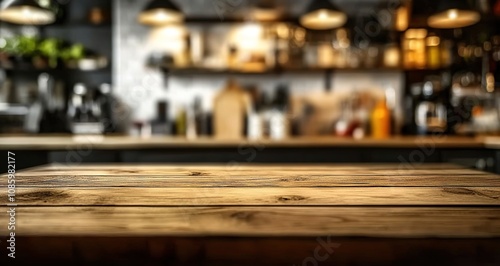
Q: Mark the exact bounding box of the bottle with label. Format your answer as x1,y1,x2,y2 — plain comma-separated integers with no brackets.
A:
268,84,290,140
151,100,171,136
193,96,210,136
175,106,187,137
370,96,391,139
186,102,197,140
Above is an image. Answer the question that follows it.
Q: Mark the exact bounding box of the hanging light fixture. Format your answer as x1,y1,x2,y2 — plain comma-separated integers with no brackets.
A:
427,0,480,28
300,0,347,30
138,0,184,26
251,0,283,21
0,0,55,25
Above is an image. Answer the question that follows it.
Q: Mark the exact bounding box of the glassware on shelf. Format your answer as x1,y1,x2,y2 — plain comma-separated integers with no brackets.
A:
383,43,401,68
426,35,441,69
440,39,453,67
347,47,362,68
364,46,380,68
403,28,427,69
333,28,350,68
304,42,334,68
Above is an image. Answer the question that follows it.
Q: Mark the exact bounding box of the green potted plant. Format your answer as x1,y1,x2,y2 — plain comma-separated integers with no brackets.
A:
38,38,61,68
4,36,38,68
60,43,85,68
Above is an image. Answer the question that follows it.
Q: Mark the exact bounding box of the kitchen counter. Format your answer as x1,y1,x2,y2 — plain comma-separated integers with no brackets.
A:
0,135,494,150
1,163,500,264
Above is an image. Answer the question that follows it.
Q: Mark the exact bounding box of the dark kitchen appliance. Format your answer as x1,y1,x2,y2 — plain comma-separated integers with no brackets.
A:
450,72,500,135
413,76,448,135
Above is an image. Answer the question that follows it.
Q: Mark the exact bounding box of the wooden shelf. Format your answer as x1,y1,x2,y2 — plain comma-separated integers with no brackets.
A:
165,66,447,75
41,23,112,30
1,65,111,73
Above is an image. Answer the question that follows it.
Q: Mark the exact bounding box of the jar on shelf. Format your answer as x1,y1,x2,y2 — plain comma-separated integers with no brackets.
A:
403,28,427,69
383,43,401,68
426,35,441,69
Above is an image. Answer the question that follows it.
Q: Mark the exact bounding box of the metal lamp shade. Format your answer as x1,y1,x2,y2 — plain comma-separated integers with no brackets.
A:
0,0,55,25
138,0,184,26
300,0,347,30
251,0,284,21
427,0,480,28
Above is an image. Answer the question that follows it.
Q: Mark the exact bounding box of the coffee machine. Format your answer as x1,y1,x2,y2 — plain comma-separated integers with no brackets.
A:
450,72,500,135
407,76,448,135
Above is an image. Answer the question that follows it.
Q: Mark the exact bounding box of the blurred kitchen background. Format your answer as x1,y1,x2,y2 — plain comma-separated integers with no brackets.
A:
2,0,500,172
1,0,500,138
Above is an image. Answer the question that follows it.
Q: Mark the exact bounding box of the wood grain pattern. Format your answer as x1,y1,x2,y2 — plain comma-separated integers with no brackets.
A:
1,206,499,237
12,174,500,188
5,187,500,206
15,163,490,177
2,163,500,239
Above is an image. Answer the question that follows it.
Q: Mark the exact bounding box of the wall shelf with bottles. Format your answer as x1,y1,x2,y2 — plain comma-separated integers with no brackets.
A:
1,66,111,73
164,67,447,75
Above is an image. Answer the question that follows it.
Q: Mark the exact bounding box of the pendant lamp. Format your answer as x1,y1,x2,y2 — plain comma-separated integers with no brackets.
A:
427,0,480,28
300,0,347,30
138,0,183,26
0,0,55,25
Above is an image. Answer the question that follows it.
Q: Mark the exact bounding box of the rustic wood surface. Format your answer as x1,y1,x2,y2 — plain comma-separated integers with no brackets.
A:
5,187,500,206
1,163,500,239
0,135,487,150
0,206,498,237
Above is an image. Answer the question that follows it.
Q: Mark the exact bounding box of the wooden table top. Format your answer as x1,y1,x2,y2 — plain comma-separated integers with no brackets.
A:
2,163,500,238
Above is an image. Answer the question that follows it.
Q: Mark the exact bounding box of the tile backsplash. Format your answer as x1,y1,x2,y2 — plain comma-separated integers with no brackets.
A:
114,0,403,122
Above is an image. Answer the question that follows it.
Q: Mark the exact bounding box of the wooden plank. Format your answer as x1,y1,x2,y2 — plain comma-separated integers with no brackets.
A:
1,206,499,237
25,163,470,170
6,187,500,206
21,163,475,171
11,174,500,188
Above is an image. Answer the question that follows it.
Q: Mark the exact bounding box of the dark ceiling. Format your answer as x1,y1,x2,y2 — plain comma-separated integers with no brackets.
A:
170,0,393,18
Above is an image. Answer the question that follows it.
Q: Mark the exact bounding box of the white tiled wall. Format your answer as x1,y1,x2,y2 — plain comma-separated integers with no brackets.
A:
114,0,404,122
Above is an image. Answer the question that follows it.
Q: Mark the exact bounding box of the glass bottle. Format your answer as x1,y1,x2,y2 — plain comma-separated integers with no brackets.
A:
426,35,441,69
371,96,391,139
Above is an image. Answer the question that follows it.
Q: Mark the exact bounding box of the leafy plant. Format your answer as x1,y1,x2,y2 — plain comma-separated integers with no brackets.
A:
1,35,91,68
60,43,85,61
38,38,61,68
4,36,38,57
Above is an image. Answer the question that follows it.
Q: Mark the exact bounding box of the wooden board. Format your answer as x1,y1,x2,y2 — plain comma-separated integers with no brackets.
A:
4,187,500,206
15,163,491,177
1,206,499,237
1,163,500,239
12,174,500,188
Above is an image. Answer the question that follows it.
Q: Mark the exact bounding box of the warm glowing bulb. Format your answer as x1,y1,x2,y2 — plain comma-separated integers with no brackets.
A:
448,9,458,19
22,7,31,17
155,11,168,21
318,10,328,19
138,8,184,26
240,23,262,39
